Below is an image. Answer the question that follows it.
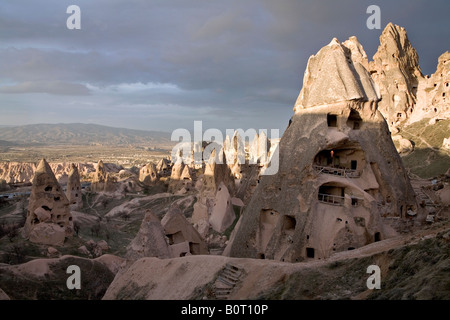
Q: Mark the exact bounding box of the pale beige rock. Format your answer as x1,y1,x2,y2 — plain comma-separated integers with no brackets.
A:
192,201,208,224
194,219,210,239
202,149,234,197
29,223,66,246
249,132,271,164
126,210,171,260
161,207,208,255
209,182,236,233
139,163,159,185
94,254,126,275
168,241,191,258
66,163,82,210
226,36,420,261
369,23,424,130
411,51,450,124
156,158,171,176
436,185,450,206
33,207,51,222
231,197,245,207
91,160,117,193
294,37,379,111
443,138,450,150
167,158,185,193
24,159,73,245
47,246,59,256
392,135,414,155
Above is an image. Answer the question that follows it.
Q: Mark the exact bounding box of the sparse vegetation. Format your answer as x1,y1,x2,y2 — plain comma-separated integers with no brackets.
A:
399,119,450,178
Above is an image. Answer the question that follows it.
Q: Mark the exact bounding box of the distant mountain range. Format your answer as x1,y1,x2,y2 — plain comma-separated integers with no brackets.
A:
0,123,173,147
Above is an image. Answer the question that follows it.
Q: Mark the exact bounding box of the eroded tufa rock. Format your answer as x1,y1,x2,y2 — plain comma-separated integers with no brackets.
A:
24,159,73,246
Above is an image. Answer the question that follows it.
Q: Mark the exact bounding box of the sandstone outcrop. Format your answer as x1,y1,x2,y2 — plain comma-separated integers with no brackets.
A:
24,159,73,246
411,51,450,123
209,182,236,233
368,23,449,132
126,210,171,260
226,36,420,261
0,161,122,185
66,163,82,210
156,158,171,176
161,207,208,256
139,163,159,186
91,160,116,193
369,23,423,131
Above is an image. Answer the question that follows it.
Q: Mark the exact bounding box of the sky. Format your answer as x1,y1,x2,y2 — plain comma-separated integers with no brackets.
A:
0,0,449,134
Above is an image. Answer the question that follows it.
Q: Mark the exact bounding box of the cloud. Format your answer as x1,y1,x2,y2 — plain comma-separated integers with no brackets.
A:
0,0,449,132
0,81,91,95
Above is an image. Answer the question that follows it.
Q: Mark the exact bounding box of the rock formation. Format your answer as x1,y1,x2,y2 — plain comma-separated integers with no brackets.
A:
369,23,423,132
24,159,73,246
209,182,236,233
91,160,116,193
126,210,171,260
248,131,271,165
225,37,420,261
0,161,122,185
411,51,450,123
66,163,82,210
161,207,208,256
368,23,450,131
201,149,234,197
156,158,171,176
167,157,186,193
139,163,159,186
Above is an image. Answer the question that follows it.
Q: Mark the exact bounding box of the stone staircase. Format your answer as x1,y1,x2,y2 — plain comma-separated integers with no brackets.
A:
414,187,438,208
213,263,244,300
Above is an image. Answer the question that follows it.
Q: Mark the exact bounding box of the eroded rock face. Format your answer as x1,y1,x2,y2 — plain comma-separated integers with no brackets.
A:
126,210,171,260
411,51,450,123
167,158,186,193
161,207,208,256
24,159,73,246
369,23,424,131
209,182,236,233
91,160,116,193
226,37,420,262
66,163,82,210
139,163,159,186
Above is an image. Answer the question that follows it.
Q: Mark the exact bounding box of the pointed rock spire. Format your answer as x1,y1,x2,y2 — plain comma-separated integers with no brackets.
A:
25,159,73,246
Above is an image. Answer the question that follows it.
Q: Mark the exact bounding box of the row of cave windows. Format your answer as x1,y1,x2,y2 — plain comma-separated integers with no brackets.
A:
327,109,362,130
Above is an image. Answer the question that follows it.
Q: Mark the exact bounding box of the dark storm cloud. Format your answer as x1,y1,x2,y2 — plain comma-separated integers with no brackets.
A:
0,0,449,132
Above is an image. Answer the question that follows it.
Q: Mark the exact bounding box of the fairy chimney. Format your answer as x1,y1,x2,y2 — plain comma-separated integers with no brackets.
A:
24,159,73,246
225,37,420,261
66,163,82,210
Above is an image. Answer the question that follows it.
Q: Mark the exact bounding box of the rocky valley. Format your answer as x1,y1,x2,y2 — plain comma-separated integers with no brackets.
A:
0,23,449,301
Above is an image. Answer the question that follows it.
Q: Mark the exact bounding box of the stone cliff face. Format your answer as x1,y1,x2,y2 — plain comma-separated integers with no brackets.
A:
369,23,449,130
225,36,421,262
411,51,450,123
369,23,423,131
